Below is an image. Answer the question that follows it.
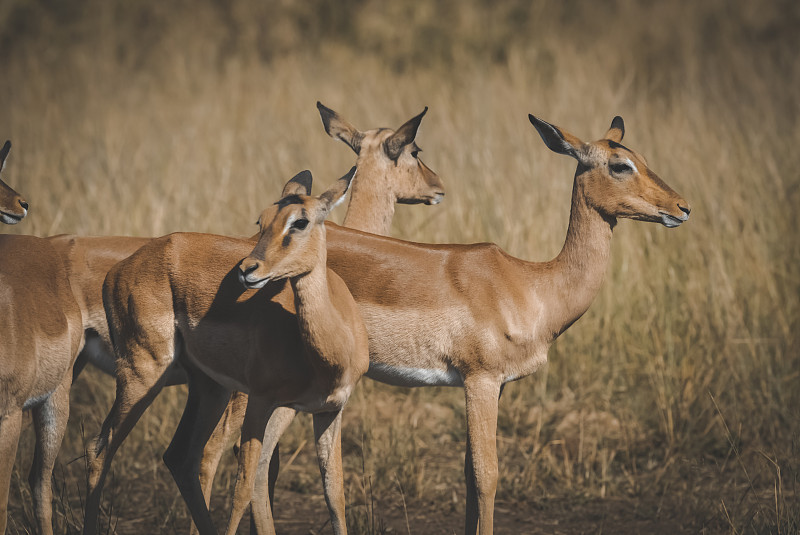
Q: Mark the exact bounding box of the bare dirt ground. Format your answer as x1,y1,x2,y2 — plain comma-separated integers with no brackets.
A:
220,491,700,535
280,495,689,535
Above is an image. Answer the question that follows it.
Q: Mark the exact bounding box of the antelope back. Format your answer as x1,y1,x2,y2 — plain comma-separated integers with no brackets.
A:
529,115,691,227
317,102,444,206
0,141,28,224
239,168,356,289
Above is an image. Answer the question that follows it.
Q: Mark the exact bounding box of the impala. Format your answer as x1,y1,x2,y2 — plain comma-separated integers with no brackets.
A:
0,141,28,224
83,170,369,535
0,144,84,535
204,113,691,534
233,169,369,534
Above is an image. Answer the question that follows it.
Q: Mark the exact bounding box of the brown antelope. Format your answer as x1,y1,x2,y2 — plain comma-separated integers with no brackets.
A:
0,141,28,224
0,146,84,534
47,102,441,387
191,102,444,527
200,113,691,534
83,169,368,535
84,113,689,534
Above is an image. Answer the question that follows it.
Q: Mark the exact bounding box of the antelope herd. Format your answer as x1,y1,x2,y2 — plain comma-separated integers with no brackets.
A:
0,103,690,535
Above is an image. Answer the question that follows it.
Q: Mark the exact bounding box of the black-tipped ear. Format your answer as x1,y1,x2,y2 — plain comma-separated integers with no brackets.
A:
605,116,625,143
319,166,356,216
528,114,582,160
282,170,313,197
385,107,428,160
0,140,10,172
317,101,364,155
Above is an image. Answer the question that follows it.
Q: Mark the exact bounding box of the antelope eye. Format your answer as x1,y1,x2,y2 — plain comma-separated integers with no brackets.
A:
609,162,633,174
291,218,309,231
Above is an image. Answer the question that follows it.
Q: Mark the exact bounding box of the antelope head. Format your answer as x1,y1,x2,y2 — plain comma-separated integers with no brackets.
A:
0,140,29,224
317,102,444,205
529,115,691,227
238,167,356,290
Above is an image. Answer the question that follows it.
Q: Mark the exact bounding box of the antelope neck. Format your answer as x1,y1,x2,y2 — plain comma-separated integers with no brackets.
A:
289,258,340,359
537,176,615,339
342,177,395,235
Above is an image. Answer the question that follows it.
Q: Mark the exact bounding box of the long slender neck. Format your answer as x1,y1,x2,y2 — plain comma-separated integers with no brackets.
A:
289,251,340,365
540,174,616,339
342,175,395,235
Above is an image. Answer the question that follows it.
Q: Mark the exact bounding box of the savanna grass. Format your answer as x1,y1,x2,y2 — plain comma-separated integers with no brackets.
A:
2,0,797,532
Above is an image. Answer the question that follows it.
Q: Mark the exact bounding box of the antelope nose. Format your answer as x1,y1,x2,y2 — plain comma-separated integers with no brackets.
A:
19,199,28,211
678,203,691,219
238,260,259,283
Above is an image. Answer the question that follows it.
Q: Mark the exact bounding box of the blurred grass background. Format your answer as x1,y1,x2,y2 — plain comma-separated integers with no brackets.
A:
2,0,798,533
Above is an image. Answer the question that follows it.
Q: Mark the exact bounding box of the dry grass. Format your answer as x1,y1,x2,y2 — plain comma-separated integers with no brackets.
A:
2,0,798,533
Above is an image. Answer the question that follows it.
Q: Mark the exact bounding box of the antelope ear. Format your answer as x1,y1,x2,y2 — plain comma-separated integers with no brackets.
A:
385,107,427,160
605,116,625,143
318,166,356,217
528,114,586,162
0,140,11,173
281,170,313,197
317,102,364,155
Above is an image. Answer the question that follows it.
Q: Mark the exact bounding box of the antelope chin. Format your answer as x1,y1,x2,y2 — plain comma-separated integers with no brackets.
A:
659,211,688,228
426,193,445,205
238,271,270,290
0,210,24,224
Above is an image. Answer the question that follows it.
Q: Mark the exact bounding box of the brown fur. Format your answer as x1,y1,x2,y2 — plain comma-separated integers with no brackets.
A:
0,236,83,535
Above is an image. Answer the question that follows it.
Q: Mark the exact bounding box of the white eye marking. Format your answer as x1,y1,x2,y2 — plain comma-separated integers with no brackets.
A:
610,158,637,175
282,214,296,235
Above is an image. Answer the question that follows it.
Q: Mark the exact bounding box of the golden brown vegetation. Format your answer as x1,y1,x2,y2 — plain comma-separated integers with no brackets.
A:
2,0,798,533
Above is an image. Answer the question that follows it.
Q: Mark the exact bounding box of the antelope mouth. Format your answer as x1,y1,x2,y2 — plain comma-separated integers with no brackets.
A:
426,191,445,205
238,270,270,290
0,209,25,224
659,211,688,228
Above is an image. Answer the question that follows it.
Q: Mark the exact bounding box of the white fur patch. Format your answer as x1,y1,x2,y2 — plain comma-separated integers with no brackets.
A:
23,389,54,411
366,362,463,387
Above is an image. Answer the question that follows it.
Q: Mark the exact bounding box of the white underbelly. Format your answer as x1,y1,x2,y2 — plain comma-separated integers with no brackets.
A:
366,362,463,387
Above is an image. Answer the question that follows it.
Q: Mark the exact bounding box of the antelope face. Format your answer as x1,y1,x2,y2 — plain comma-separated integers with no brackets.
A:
317,102,445,206
239,199,323,289
375,129,445,206
0,140,28,224
238,168,355,290
529,115,691,227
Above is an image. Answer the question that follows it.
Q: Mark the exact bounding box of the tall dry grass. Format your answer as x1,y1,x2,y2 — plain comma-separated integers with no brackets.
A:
2,0,798,533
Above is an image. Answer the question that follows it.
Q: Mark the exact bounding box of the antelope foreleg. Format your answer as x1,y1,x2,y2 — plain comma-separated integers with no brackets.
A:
249,406,297,534
313,410,346,535
463,376,501,535
0,409,22,535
